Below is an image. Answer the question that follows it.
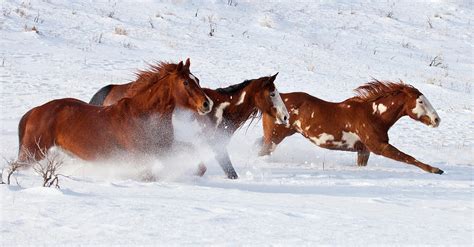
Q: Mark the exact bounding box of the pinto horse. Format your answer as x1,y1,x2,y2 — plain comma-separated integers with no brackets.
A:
17,59,213,164
90,73,289,179
259,80,444,174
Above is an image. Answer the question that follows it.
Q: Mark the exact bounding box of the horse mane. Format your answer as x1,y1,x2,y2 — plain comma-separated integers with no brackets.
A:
216,79,253,95
129,61,180,94
353,79,416,102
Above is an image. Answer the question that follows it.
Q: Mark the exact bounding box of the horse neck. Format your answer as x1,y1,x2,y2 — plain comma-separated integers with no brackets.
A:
210,83,258,130
229,82,260,125
127,80,175,117
368,93,407,130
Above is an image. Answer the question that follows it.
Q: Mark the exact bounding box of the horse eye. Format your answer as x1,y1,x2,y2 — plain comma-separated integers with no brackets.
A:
183,80,189,86
270,93,276,97
418,100,423,104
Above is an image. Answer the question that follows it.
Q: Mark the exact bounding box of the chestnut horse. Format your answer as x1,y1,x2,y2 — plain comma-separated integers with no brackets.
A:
90,73,289,179
17,59,213,164
259,80,444,174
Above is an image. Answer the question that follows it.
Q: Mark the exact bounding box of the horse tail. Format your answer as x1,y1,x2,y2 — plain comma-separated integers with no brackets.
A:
89,85,113,105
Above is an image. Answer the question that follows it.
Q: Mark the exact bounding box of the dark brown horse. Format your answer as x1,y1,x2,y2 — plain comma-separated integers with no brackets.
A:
17,59,213,164
90,73,289,179
259,80,444,174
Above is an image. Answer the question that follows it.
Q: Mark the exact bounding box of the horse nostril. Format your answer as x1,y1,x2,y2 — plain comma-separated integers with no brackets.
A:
434,117,440,123
203,101,209,109
284,116,288,121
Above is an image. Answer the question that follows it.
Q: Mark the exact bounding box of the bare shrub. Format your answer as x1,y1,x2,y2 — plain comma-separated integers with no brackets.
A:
30,149,64,188
14,8,27,18
427,17,433,28
429,55,443,67
114,26,127,35
4,159,25,185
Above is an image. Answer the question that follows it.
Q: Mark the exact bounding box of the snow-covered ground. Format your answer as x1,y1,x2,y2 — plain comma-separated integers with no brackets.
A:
1,0,473,245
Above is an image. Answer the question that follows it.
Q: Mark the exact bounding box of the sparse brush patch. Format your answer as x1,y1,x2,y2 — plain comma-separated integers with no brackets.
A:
427,17,433,28
32,151,63,188
114,26,127,35
122,41,136,49
227,0,238,7
4,159,25,185
429,55,443,67
15,8,27,18
2,8,12,17
95,33,103,43
209,23,216,36
24,24,39,33
148,17,154,29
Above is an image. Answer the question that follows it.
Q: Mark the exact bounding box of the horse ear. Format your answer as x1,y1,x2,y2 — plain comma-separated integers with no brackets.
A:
177,61,184,71
185,58,191,69
271,72,279,81
265,72,279,85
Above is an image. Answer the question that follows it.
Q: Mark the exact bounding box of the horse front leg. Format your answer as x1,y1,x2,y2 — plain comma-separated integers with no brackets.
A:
214,148,238,179
369,143,443,174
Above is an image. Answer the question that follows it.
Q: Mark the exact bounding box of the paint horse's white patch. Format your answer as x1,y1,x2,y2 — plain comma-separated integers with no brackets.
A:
271,89,289,124
311,112,315,118
291,108,299,115
236,91,246,105
334,131,360,149
412,95,440,127
214,102,230,127
309,133,334,146
372,103,387,114
293,120,303,132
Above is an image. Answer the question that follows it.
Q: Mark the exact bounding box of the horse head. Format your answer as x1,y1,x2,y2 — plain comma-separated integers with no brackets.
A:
169,58,213,115
254,73,289,125
403,86,440,127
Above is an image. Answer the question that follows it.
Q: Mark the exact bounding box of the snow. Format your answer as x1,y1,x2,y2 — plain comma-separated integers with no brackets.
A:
0,0,473,245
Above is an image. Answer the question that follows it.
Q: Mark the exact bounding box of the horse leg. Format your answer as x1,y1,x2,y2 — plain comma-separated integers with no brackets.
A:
369,142,443,174
356,145,370,166
259,113,294,156
173,140,208,177
214,148,238,179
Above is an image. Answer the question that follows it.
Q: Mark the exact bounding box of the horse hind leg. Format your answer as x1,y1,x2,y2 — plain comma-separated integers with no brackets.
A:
357,150,370,166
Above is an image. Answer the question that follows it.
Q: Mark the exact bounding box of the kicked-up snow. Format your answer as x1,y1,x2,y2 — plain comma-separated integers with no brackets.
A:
0,0,473,245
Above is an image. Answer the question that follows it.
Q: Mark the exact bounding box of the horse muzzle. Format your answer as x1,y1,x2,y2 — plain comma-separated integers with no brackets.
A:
276,112,289,125
431,116,441,127
198,98,213,115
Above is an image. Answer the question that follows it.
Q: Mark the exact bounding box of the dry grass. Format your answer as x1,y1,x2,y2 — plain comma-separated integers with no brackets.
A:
114,26,128,36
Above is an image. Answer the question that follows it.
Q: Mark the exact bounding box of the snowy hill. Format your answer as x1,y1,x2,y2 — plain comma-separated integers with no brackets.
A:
1,0,473,245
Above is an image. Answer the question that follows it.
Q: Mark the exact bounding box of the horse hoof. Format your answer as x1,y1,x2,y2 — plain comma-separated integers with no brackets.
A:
227,173,238,179
433,169,444,175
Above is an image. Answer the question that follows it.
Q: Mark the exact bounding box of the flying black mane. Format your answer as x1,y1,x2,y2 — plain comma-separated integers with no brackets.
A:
216,79,253,95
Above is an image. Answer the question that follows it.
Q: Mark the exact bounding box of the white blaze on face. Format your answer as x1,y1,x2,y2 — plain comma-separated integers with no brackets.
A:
214,102,230,127
235,91,246,105
189,73,198,84
270,89,289,125
412,95,440,127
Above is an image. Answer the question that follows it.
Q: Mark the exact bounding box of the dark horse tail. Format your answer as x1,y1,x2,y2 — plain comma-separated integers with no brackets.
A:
89,85,113,105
